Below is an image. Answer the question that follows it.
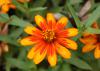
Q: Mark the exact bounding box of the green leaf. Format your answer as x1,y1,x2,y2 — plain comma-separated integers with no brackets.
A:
9,15,32,27
48,7,63,13
6,58,36,70
66,4,82,29
9,28,23,38
0,35,19,46
5,62,11,71
18,47,27,60
29,7,47,12
0,14,9,23
85,27,100,34
68,0,83,5
33,0,46,7
85,6,100,27
51,0,61,6
59,63,71,71
66,56,92,70
12,0,26,13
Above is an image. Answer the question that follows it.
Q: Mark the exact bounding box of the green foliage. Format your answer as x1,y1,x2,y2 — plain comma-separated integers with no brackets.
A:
85,6,100,28
66,56,92,70
9,15,32,27
0,14,9,23
85,27,100,34
6,58,36,70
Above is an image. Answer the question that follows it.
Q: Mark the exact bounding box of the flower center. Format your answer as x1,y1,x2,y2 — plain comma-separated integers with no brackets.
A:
42,30,55,42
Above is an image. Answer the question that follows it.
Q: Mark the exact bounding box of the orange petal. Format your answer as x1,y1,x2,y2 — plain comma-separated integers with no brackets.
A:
57,28,78,38
80,36,97,44
27,41,46,59
24,26,40,35
47,13,56,29
33,44,47,64
20,36,38,46
94,44,100,59
56,43,71,59
66,28,78,37
65,39,78,50
35,15,47,30
47,45,57,67
58,38,77,50
27,47,36,59
1,4,9,13
0,0,10,6
82,44,96,53
9,4,16,9
57,17,68,29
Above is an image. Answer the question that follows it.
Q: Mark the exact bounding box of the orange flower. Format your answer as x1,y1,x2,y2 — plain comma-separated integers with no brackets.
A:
20,13,78,67
80,34,100,59
80,23,100,59
0,0,16,13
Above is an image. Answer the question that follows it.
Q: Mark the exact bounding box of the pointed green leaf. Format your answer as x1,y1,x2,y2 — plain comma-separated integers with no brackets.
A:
85,27,100,34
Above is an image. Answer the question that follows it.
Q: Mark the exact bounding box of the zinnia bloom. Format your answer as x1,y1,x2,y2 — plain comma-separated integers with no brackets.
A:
80,23,100,59
20,13,78,66
0,0,16,13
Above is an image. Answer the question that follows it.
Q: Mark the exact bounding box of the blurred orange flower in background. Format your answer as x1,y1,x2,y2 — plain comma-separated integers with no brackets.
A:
20,13,78,67
80,22,100,59
0,0,16,13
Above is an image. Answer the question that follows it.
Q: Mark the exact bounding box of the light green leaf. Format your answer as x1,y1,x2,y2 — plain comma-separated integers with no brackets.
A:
59,63,71,71
9,15,32,27
66,56,92,70
5,62,11,71
12,0,26,13
85,27,100,34
0,14,9,23
6,58,36,70
85,6,100,27
9,28,23,38
0,35,19,46
29,7,47,12
68,0,83,5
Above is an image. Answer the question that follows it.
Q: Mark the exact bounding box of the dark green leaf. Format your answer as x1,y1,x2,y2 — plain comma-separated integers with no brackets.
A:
33,0,46,7
48,7,63,13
